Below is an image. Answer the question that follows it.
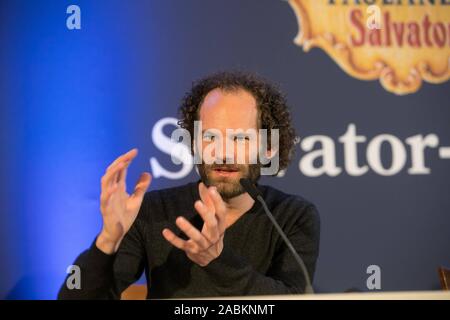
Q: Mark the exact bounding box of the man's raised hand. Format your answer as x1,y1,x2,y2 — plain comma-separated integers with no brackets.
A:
162,182,227,267
96,148,151,254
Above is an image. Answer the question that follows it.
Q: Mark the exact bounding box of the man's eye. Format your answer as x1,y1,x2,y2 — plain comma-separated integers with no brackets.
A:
203,134,215,142
234,135,249,142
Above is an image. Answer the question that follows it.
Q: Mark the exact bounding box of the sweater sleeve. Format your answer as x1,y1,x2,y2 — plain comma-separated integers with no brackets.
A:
200,205,320,296
57,210,147,300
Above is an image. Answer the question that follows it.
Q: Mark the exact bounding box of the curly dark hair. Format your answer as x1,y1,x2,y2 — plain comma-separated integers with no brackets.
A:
177,71,297,175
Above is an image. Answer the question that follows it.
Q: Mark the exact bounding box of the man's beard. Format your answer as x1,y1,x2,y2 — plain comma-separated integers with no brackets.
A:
197,162,261,201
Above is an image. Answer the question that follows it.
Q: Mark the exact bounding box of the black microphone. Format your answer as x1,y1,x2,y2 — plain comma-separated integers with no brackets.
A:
240,178,314,294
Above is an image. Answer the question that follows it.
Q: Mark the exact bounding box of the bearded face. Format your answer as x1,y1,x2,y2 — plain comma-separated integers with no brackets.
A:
194,88,270,201
197,162,261,201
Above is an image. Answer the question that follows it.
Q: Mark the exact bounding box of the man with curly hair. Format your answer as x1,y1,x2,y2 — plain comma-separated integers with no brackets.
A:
58,71,320,299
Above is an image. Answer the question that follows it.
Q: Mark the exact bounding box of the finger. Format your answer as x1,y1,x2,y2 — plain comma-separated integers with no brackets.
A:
131,172,152,200
100,183,119,209
101,161,126,192
162,228,187,251
185,240,211,259
194,200,219,242
100,187,112,208
116,159,132,186
194,200,215,226
175,216,210,249
208,186,227,230
198,182,215,214
106,148,138,173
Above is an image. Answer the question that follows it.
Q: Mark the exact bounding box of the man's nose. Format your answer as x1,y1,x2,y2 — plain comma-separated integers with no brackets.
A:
210,138,233,162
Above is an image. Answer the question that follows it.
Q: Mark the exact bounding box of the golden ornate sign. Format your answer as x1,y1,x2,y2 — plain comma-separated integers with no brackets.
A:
288,0,450,95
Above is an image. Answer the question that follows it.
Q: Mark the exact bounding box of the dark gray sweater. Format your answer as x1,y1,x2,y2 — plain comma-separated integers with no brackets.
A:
58,181,320,299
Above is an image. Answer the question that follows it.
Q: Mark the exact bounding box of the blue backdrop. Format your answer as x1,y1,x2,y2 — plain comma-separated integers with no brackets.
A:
0,0,449,299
